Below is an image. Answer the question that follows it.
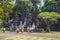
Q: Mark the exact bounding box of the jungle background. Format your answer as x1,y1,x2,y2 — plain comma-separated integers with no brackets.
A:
0,0,60,32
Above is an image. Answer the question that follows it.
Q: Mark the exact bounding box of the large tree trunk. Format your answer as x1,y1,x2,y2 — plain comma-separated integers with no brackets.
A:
46,25,51,32
45,20,51,32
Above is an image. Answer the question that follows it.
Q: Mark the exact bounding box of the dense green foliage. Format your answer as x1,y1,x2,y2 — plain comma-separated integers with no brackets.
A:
0,0,60,32
38,12,60,32
41,0,57,12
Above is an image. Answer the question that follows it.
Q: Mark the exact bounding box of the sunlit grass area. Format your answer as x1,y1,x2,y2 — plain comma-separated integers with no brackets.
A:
1,35,60,40
0,31,60,40
0,33,9,36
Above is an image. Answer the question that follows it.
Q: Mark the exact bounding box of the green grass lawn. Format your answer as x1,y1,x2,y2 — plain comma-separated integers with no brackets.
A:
0,31,60,40
1,35,60,40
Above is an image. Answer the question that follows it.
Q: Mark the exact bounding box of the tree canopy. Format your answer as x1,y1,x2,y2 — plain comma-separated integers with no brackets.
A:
38,12,60,32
